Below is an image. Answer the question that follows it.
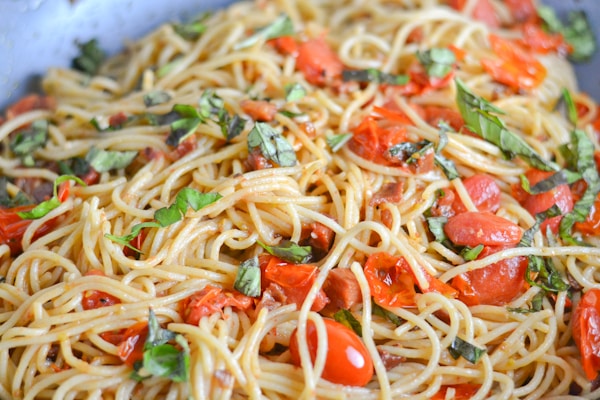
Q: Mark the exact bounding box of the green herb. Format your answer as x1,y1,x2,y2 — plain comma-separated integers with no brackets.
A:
507,291,544,313
219,113,246,141
342,68,409,85
131,309,190,383
17,175,86,220
0,177,31,208
461,244,484,261
389,140,434,164
278,110,305,118
334,309,362,337
9,120,48,167
371,300,403,326
561,88,578,125
144,91,172,107
455,79,558,172
198,90,224,119
197,90,246,141
58,157,91,177
85,147,138,173
326,133,353,152
166,104,203,146
433,123,460,180
72,39,105,75
172,16,208,40
427,216,449,242
538,6,596,62
285,83,306,102
417,48,456,78
247,122,297,167
156,57,183,78
519,169,581,195
448,336,485,364
525,255,569,293
519,205,562,247
234,256,261,297
258,240,311,264
234,14,294,50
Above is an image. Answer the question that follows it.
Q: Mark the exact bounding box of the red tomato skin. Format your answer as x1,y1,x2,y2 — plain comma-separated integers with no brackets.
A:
504,0,536,22
444,212,522,247
289,319,374,386
448,0,500,28
296,38,344,86
117,321,148,366
451,245,528,306
432,383,481,400
575,195,600,235
0,205,56,255
181,285,253,325
452,173,501,214
572,288,600,381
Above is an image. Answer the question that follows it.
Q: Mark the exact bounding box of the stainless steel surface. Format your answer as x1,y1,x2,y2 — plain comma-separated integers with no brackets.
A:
0,0,598,109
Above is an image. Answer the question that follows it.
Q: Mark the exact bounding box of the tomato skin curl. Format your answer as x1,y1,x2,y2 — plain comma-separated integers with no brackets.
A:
572,288,600,381
444,211,522,247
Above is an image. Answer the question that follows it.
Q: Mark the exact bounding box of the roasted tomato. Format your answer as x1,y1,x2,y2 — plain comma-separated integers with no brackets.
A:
572,288,600,381
444,212,522,247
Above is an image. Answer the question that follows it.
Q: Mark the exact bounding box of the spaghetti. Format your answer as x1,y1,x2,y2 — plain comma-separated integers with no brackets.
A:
1,0,600,399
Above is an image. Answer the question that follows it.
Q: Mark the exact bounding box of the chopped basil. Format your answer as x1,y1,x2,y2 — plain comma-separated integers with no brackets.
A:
197,90,246,141
455,79,559,172
434,122,460,180
389,140,434,164
198,90,224,119
417,48,456,78
559,88,578,126
278,110,305,118
72,39,105,75
172,16,208,40
144,90,172,107
448,336,485,364
507,291,544,314
519,205,562,247
526,256,569,293
9,120,48,167
371,300,403,326
247,122,297,167
258,240,312,264
58,157,91,177
326,133,353,152
427,216,449,243
85,147,138,173
461,244,484,261
156,57,183,78
166,104,203,146
131,309,190,383
234,256,261,297
519,169,581,195
538,6,596,62
234,14,294,50
218,112,246,142
342,68,409,85
17,175,86,220
333,309,362,337
285,83,307,102
0,177,31,208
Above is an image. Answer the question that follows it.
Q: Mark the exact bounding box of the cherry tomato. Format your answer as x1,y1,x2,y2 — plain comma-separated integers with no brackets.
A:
521,22,571,55
296,37,344,86
422,105,465,132
481,34,546,91
575,194,600,235
452,173,501,214
448,0,500,28
289,318,373,386
117,321,148,366
503,0,536,23
81,270,121,310
123,228,148,258
451,245,528,306
5,94,55,120
572,288,600,381
0,205,56,255
513,168,574,234
269,36,299,56
240,99,278,122
348,115,408,166
444,211,522,247
180,285,253,325
432,383,482,400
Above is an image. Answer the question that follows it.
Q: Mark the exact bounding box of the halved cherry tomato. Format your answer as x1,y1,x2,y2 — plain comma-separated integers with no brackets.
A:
422,105,465,132
296,37,344,86
444,212,522,247
572,288,600,381
348,115,408,166
240,99,278,122
575,194,600,235
451,245,528,306
260,255,329,312
481,34,546,91
117,321,148,366
289,318,373,386
269,36,299,56
167,135,197,161
5,94,56,120
180,285,253,325
364,252,456,308
0,205,56,255
503,0,537,23
452,173,501,214
81,270,121,310
432,383,482,400
513,169,574,234
448,0,500,28
521,22,571,55
123,228,148,258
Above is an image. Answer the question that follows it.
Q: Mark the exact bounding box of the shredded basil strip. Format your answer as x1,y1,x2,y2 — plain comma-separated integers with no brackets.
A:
560,88,578,126
278,110,305,118
9,120,49,167
285,83,306,102
417,48,456,78
247,122,297,167
433,122,460,180
172,16,208,40
85,147,138,173
258,240,312,264
326,133,353,152
538,6,596,62
72,39,105,75
156,57,183,78
166,104,203,146
371,300,403,326
17,175,86,220
389,140,434,164
342,68,409,85
144,90,172,107
455,79,559,172
519,169,581,195
508,291,545,314
234,14,294,50
461,244,484,261
448,337,485,364
519,205,562,247
0,177,31,207
234,257,261,297
333,309,363,337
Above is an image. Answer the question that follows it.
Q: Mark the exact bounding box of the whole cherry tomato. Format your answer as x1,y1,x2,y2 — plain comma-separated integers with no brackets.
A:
444,211,522,247
289,318,374,386
572,288,600,381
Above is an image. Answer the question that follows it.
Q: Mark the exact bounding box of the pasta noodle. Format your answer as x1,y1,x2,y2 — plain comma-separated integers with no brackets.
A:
2,0,600,399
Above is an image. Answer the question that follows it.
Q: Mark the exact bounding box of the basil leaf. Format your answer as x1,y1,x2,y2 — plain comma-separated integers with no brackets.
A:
218,112,246,141
519,169,581,195
448,337,485,364
247,122,297,167
342,68,409,85
417,48,456,78
389,140,434,165
433,122,460,180
9,120,49,167
144,90,172,107
234,14,294,50
234,256,261,297
156,57,183,78
455,79,558,172
17,175,86,220
427,216,449,242
104,221,160,251
526,256,569,293
371,300,403,326
146,309,177,348
560,88,578,126
333,309,362,337
326,133,353,152
258,240,312,264
172,17,207,40
278,110,305,118
198,89,224,119
85,147,138,173
166,104,203,146
72,39,105,75
538,6,596,62
507,291,544,314
461,244,484,261
58,157,91,177
285,83,306,102
0,177,31,207
519,204,562,247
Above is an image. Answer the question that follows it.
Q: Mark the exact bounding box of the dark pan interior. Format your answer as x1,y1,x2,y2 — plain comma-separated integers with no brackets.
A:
0,0,598,110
